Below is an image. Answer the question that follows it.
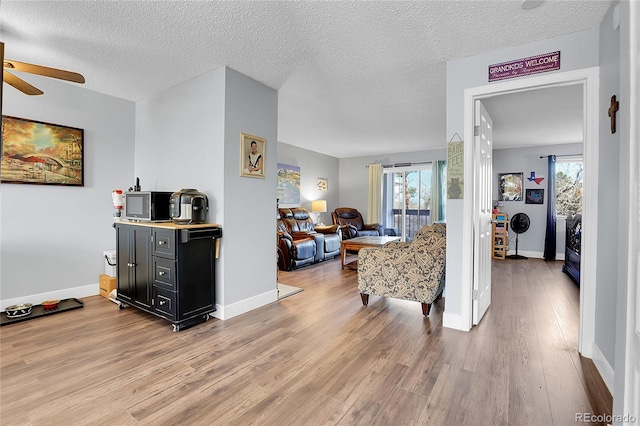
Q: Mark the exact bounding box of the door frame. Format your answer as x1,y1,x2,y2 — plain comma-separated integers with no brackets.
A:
623,0,639,417
461,67,599,358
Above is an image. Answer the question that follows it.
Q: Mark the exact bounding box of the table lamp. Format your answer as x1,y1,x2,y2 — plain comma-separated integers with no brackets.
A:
311,200,327,225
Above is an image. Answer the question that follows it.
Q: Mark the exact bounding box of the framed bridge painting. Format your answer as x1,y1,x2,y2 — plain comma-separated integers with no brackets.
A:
1,115,84,186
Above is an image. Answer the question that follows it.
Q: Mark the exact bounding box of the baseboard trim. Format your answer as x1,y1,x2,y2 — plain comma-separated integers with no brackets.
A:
1,284,279,322
211,289,278,320
506,250,543,259
443,312,470,331
591,342,614,394
1,283,99,311
505,250,565,261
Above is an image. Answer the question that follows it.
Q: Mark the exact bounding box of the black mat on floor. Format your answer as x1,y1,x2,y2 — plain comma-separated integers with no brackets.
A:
1,298,84,326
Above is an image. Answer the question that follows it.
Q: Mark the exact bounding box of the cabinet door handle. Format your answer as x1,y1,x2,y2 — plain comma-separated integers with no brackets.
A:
158,241,166,246
159,271,166,276
159,299,166,305
128,263,136,268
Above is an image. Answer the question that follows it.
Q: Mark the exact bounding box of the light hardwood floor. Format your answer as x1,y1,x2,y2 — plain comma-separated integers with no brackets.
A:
1,258,611,425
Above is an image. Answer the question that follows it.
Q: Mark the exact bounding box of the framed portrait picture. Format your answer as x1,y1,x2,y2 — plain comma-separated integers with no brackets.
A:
498,172,523,201
525,188,544,204
1,115,84,186
240,132,266,178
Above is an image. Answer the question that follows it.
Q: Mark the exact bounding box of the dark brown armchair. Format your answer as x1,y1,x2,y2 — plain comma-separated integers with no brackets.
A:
331,207,383,240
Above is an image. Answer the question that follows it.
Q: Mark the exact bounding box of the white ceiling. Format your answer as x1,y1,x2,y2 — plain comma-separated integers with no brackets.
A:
482,84,584,149
1,1,609,158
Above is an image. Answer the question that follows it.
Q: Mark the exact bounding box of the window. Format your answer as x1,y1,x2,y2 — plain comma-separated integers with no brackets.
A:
382,165,432,241
555,157,583,217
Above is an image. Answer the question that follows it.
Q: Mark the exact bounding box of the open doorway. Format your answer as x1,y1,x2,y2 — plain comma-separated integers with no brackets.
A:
482,84,584,263
462,67,599,359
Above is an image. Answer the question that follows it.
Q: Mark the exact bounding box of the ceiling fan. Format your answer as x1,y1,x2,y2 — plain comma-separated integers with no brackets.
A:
1,42,85,96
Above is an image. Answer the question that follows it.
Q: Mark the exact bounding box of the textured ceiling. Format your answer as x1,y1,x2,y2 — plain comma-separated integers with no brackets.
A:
1,1,610,158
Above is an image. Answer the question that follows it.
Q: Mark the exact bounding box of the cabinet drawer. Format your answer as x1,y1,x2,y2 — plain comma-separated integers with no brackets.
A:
153,229,175,259
153,286,176,321
153,257,176,289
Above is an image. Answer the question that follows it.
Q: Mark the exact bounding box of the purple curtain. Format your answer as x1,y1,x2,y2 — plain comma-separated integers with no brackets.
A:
544,155,557,260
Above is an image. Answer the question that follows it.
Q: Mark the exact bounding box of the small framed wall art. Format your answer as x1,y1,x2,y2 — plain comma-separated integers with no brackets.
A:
498,172,523,201
525,188,544,204
317,177,328,191
1,115,84,186
240,132,266,178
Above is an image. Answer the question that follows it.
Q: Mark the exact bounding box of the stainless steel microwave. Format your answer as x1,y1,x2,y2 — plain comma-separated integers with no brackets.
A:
123,191,172,221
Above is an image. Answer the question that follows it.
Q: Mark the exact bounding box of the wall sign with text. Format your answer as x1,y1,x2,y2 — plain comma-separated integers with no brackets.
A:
488,51,560,82
447,141,464,199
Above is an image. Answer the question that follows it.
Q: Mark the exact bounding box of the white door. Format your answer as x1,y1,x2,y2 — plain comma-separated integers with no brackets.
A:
472,100,493,325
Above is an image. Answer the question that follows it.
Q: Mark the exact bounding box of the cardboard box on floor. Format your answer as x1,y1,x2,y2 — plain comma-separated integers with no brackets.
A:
99,274,117,299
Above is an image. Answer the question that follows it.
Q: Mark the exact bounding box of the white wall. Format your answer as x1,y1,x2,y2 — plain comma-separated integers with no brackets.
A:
607,0,635,419
277,142,339,224
222,67,278,314
134,68,226,202
596,0,622,377
338,148,447,216
135,67,278,319
135,67,228,311
1,76,135,308
445,28,600,321
492,143,583,258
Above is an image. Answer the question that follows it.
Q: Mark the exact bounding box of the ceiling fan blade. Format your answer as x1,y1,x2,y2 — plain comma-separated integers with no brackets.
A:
3,71,44,95
4,59,85,84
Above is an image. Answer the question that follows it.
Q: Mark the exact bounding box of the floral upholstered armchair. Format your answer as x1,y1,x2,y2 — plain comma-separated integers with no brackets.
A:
357,223,446,315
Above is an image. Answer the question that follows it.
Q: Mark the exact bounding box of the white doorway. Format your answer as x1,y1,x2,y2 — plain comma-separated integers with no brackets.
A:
462,67,599,359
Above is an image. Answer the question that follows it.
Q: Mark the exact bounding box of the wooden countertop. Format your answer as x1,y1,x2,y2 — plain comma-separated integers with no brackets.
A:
115,220,221,229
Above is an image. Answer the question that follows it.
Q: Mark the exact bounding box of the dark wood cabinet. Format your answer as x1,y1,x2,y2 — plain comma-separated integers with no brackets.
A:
562,214,581,286
116,224,152,308
116,222,222,331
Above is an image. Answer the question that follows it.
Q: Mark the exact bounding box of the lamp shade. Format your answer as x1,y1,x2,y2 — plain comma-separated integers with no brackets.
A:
311,200,327,213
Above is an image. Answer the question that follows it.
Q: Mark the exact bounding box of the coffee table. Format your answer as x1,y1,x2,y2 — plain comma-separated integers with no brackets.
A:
341,236,401,269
